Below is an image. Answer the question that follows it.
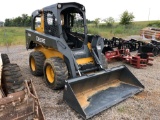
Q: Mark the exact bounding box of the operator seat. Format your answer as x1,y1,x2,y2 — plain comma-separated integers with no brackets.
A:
62,29,74,47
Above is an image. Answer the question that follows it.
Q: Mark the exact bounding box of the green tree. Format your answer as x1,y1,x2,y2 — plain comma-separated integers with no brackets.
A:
21,14,31,26
86,19,94,24
4,14,31,27
94,18,101,27
4,19,10,26
25,16,31,26
103,17,115,27
14,16,22,26
120,11,134,25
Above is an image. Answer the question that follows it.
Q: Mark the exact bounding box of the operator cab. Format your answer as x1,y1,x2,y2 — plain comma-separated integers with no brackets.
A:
60,7,85,49
59,5,92,62
31,3,88,50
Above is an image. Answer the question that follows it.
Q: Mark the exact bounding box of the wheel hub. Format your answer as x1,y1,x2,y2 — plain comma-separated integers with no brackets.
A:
46,65,54,83
31,57,36,71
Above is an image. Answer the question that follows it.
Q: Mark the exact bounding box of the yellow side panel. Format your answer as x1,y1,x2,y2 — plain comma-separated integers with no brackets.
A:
76,57,94,65
35,46,63,59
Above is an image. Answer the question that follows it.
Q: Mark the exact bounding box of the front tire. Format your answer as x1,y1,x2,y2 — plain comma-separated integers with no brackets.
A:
29,51,46,76
43,57,68,90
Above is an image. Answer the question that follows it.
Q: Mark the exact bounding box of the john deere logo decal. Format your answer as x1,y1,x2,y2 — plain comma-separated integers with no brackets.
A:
36,36,45,44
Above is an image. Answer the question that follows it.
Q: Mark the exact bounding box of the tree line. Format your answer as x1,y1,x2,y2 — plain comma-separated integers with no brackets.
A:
94,11,135,27
4,14,31,27
4,11,134,27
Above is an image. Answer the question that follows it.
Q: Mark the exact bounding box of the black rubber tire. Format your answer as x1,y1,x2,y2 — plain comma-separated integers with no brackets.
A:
2,64,24,95
152,47,159,56
1,54,10,65
43,57,68,90
29,51,46,76
101,54,108,69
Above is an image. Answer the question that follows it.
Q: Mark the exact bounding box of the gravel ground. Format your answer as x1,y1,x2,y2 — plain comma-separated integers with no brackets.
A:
0,45,160,120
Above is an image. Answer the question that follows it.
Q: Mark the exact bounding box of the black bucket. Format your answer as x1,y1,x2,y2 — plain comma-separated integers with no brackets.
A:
63,65,144,119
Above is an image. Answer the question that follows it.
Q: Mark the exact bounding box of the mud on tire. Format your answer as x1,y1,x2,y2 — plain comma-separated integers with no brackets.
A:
43,57,68,90
2,64,24,94
29,51,46,76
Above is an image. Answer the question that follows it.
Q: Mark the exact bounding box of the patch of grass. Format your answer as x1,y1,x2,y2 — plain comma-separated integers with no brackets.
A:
0,20,158,46
0,27,27,46
147,21,160,27
87,20,159,39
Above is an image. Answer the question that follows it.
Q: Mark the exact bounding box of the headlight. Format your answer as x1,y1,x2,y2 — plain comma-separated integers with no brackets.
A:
81,6,85,11
57,4,62,9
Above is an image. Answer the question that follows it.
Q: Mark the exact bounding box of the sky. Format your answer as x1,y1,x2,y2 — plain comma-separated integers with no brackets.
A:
0,0,160,22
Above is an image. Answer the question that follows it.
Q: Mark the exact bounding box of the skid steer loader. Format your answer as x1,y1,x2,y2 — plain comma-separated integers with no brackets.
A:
25,2,144,119
0,54,44,120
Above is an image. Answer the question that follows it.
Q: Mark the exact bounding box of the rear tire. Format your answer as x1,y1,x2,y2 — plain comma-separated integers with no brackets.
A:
29,51,46,76
1,54,10,65
101,54,108,69
2,64,24,94
43,57,68,90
